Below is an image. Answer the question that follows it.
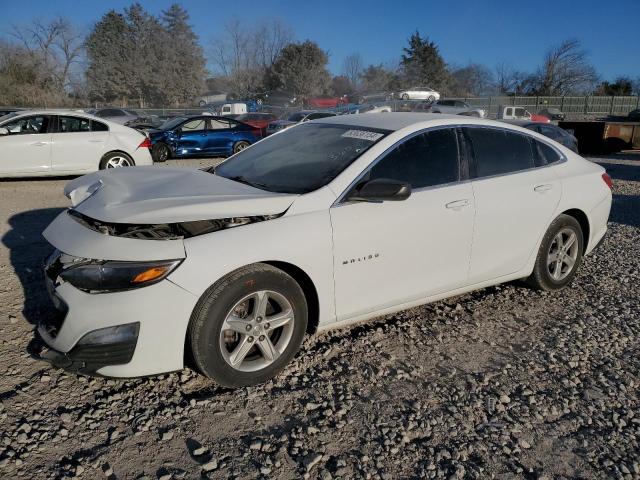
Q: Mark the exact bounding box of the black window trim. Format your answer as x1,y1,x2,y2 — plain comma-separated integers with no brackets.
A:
335,125,468,206
460,125,566,182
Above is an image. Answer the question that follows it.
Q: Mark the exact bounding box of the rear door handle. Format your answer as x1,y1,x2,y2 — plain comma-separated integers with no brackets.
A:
445,199,470,210
31,142,49,147
88,139,104,143
534,184,553,193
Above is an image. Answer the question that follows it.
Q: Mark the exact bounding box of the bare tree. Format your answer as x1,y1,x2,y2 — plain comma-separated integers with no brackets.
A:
209,18,294,96
450,63,493,96
254,19,293,69
342,53,363,89
11,17,84,92
534,39,598,95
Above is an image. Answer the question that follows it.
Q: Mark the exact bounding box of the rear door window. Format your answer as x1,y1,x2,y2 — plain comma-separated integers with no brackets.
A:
58,116,91,133
368,128,460,189
465,127,535,178
533,140,562,167
181,119,207,131
91,120,109,132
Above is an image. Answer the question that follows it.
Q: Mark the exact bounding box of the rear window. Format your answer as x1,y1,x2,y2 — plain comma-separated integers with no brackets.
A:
534,140,562,167
466,127,535,178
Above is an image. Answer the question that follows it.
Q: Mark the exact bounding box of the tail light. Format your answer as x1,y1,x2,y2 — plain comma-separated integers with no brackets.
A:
138,137,152,149
602,172,613,189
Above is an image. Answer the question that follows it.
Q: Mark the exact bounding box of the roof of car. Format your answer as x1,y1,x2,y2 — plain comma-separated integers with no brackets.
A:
314,112,463,130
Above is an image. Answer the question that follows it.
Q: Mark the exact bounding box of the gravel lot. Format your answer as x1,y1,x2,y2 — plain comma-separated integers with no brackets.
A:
1,153,639,480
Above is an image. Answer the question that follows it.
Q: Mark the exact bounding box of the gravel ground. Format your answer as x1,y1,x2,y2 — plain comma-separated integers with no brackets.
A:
0,154,639,480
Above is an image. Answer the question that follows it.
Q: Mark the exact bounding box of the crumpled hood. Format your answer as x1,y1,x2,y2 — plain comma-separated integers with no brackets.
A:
64,167,297,224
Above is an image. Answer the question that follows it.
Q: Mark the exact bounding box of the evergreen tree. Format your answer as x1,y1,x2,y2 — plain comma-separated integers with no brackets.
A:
400,31,450,92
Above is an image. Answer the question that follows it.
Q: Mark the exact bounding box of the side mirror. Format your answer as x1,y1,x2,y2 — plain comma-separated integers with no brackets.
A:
0,127,8,135
347,178,411,203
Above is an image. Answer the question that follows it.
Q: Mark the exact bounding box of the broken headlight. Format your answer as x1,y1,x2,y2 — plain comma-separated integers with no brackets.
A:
60,259,182,293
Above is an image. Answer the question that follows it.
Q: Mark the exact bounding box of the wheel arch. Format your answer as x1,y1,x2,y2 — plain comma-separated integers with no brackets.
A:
183,260,322,367
262,260,320,335
561,208,590,251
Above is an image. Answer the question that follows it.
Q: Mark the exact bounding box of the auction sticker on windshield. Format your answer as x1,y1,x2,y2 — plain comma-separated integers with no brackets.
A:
341,130,384,141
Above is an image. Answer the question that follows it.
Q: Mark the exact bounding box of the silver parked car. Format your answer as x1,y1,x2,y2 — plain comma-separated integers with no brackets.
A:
86,108,142,125
428,100,486,117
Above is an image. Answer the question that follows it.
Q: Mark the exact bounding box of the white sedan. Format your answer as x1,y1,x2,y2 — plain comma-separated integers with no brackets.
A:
0,110,153,177
38,114,611,387
398,86,441,101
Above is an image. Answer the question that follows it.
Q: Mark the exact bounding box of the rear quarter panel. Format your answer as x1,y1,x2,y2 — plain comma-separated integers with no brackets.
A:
550,153,611,253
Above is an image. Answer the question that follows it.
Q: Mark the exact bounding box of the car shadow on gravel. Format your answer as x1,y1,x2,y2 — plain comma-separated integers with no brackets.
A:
611,194,640,228
2,208,65,326
596,159,640,182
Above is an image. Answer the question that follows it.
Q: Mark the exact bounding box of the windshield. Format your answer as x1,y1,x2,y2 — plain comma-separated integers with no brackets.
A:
160,116,187,130
0,112,20,124
215,123,391,194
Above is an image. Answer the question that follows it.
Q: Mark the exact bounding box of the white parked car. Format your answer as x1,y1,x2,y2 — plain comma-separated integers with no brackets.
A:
0,110,153,178
39,113,612,387
398,86,441,101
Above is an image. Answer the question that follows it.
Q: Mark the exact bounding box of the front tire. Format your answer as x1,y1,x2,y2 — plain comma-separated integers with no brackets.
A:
188,264,308,387
527,214,584,291
99,152,134,169
428,95,436,102
401,93,410,100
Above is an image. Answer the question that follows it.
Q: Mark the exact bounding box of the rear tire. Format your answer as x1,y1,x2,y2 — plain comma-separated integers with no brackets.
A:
233,140,251,154
527,214,584,291
428,95,436,102
188,263,308,388
99,152,134,169
401,93,409,100
152,143,171,162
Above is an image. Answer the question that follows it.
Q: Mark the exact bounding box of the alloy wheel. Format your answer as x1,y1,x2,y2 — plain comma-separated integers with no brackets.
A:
105,156,133,168
219,290,295,372
547,227,579,281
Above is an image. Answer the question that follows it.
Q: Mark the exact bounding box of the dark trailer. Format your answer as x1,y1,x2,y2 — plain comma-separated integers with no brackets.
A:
560,120,640,153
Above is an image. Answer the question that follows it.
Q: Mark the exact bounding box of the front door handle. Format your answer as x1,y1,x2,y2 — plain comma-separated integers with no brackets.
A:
31,142,49,147
534,184,553,193
445,199,470,210
88,139,104,143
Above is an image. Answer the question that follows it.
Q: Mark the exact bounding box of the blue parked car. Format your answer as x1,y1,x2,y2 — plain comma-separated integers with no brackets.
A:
149,115,261,161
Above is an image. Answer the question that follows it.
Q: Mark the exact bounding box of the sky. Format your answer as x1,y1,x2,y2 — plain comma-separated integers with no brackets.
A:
1,0,638,81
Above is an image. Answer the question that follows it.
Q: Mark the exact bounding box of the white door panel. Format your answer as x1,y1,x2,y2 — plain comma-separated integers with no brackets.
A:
469,168,561,282
331,183,475,321
51,132,108,171
0,133,52,174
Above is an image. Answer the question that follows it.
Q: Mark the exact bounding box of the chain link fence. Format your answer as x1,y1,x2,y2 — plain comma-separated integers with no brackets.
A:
3,96,639,120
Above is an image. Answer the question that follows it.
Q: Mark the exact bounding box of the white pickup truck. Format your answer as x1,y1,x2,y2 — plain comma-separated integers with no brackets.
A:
496,105,532,120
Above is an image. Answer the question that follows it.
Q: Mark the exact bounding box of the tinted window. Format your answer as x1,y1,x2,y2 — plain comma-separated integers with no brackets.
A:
58,116,91,133
466,127,535,177
2,115,49,135
534,140,561,167
368,128,460,189
215,123,390,194
98,109,122,117
91,120,109,132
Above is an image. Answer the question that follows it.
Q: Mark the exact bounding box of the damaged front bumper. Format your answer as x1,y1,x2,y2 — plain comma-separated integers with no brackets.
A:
36,211,200,377
35,326,139,376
